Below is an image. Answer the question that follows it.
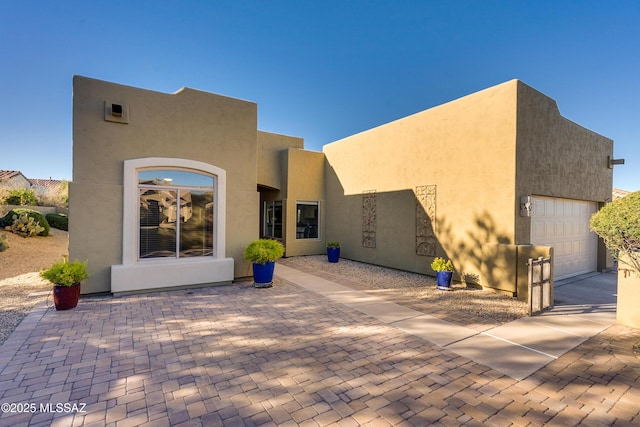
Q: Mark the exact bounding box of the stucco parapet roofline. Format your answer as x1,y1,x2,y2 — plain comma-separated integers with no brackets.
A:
73,75,257,106
171,86,257,105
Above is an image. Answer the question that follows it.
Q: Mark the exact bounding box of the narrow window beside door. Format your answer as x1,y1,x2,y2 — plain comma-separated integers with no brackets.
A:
263,201,283,238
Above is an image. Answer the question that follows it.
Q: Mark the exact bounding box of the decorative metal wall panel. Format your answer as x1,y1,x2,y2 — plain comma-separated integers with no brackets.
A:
416,185,437,256
362,190,376,248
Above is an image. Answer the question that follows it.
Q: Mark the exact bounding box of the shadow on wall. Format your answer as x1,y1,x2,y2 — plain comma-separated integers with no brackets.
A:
436,211,512,287
324,167,435,273
324,161,522,291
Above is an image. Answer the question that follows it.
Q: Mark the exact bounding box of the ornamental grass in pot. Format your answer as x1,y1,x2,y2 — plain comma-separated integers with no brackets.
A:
431,257,454,291
244,239,285,288
40,259,89,310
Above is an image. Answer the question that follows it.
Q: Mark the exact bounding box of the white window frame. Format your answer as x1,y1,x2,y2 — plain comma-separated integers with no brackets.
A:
112,158,233,293
122,158,226,264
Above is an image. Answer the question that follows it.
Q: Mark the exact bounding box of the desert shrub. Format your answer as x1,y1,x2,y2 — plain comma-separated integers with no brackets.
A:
590,190,640,273
46,213,68,231
2,188,38,206
244,239,285,264
10,213,45,237
0,234,8,252
431,257,454,272
2,208,50,236
40,259,89,286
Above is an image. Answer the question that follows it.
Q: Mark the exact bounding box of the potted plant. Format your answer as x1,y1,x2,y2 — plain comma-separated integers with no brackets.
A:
431,257,454,291
327,241,340,263
40,259,89,310
244,239,285,288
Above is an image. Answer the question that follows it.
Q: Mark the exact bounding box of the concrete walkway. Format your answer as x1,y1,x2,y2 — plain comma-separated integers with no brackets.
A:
0,265,638,426
275,265,617,381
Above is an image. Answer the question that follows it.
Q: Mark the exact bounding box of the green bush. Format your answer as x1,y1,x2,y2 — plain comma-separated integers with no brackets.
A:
590,191,640,273
2,208,50,236
431,257,454,272
10,213,45,237
244,239,285,265
46,213,68,231
0,234,8,252
2,188,38,206
40,259,89,287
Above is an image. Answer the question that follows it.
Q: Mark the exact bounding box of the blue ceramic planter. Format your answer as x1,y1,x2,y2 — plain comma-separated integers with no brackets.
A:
327,247,340,263
436,271,453,291
253,261,275,288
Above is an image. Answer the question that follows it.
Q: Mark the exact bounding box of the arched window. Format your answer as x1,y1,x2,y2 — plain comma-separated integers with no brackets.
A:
120,158,227,266
138,169,215,259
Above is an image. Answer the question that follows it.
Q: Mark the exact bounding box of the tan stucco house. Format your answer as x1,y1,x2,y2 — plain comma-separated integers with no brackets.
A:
0,170,32,191
71,76,613,298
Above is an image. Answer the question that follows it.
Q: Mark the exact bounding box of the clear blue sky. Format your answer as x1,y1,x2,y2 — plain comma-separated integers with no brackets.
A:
1,1,639,191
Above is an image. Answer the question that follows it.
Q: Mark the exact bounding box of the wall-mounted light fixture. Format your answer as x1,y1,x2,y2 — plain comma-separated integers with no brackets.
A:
608,155,625,169
520,195,533,217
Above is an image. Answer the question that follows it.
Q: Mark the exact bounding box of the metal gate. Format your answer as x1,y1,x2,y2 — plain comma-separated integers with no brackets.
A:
528,256,553,315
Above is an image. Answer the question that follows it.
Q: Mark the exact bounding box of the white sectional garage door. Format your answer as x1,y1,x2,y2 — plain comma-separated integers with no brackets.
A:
530,197,598,280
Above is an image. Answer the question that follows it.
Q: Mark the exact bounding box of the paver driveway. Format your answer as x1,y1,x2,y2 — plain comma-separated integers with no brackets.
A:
0,267,639,426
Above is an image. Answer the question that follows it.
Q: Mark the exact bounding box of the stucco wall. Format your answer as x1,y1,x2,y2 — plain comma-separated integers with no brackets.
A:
0,205,59,218
0,174,31,190
323,80,519,280
514,81,613,270
282,149,326,257
71,76,260,293
257,131,303,191
617,266,640,328
481,243,553,300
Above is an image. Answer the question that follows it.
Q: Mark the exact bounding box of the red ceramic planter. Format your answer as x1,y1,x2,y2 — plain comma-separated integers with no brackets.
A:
53,283,81,310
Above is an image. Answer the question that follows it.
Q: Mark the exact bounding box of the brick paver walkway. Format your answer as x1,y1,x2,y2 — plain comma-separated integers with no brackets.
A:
1,270,639,426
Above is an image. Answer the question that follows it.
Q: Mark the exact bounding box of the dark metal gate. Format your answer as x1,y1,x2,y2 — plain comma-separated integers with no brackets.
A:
527,256,553,315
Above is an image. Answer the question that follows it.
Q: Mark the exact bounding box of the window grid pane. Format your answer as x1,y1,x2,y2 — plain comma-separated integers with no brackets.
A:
296,201,319,239
138,170,215,260
139,189,178,258
180,190,214,257
264,201,283,239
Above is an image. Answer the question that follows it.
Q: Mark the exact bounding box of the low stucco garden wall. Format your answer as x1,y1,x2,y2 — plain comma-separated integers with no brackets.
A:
0,205,68,218
617,267,640,328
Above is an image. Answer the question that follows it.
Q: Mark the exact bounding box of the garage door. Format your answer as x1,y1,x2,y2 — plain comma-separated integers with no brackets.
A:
530,197,598,281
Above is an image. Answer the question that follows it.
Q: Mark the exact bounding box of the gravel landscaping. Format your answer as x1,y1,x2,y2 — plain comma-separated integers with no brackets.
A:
279,255,528,330
0,228,68,345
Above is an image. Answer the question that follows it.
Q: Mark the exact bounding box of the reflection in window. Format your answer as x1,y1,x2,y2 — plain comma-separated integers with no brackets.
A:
138,170,214,259
264,201,282,238
296,201,319,239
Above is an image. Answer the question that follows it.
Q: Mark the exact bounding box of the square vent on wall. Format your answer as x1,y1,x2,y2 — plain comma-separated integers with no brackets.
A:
104,100,129,124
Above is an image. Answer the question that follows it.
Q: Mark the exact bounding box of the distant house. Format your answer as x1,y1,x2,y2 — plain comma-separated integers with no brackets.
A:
612,188,631,201
72,76,615,298
0,170,32,190
29,177,65,199
1,171,65,194
30,178,63,192
1,172,67,211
